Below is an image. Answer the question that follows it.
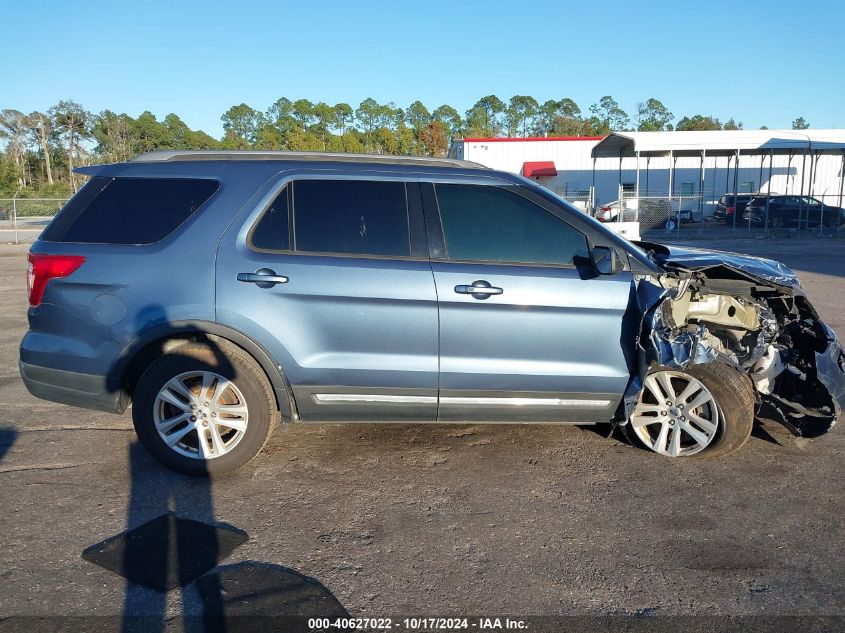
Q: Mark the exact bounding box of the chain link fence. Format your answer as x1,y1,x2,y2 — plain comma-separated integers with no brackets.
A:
582,186,844,240
0,198,69,244
548,188,593,213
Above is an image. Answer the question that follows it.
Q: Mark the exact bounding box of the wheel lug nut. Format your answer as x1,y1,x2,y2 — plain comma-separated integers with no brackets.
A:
190,416,196,422
211,412,217,418
660,410,667,416
678,404,684,409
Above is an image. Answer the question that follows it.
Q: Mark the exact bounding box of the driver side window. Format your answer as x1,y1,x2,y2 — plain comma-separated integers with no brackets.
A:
434,184,588,266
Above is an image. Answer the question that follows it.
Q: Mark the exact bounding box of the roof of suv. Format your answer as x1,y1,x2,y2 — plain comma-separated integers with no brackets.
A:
131,150,487,170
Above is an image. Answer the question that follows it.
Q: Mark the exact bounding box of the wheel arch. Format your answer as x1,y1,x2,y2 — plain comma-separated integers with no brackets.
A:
109,320,297,420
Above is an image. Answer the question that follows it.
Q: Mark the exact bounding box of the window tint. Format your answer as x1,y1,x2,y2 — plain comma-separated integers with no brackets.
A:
42,177,218,244
250,188,290,250
293,180,410,257
435,184,588,265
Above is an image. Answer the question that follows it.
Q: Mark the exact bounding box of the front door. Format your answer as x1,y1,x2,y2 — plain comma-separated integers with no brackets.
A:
216,174,438,421
424,182,632,423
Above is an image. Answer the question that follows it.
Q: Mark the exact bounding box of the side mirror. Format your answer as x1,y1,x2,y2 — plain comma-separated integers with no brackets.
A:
592,246,623,275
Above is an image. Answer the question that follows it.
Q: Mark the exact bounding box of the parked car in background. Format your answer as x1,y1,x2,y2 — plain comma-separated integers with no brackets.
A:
596,199,701,231
595,200,637,223
743,195,844,228
713,194,766,224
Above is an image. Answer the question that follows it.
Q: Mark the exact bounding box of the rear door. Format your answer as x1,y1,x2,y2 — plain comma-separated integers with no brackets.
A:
422,180,632,423
216,172,438,421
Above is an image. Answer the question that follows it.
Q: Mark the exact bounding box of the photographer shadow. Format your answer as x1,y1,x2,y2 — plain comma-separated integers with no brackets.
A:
80,311,347,632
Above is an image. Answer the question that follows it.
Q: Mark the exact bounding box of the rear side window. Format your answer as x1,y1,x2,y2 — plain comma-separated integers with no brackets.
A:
42,177,219,245
250,187,290,251
434,184,588,266
292,180,410,257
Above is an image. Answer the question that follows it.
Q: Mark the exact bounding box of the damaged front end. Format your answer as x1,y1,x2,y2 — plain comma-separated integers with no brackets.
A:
625,242,845,438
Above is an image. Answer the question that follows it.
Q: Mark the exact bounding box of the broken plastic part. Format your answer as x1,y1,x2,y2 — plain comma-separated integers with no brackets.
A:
751,345,784,394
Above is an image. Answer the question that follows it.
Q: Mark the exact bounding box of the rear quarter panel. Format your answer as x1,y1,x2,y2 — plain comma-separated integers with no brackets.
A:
22,162,274,377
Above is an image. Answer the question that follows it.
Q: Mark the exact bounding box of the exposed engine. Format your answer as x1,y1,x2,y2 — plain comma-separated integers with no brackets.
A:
625,242,845,438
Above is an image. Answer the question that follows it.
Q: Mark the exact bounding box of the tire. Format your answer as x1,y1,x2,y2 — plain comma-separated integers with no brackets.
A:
624,363,754,459
132,341,278,475
664,217,677,231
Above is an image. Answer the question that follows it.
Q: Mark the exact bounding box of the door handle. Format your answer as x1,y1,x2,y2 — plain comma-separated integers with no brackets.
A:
237,268,289,287
454,280,503,299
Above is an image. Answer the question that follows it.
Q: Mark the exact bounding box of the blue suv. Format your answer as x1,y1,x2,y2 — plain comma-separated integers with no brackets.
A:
19,151,845,474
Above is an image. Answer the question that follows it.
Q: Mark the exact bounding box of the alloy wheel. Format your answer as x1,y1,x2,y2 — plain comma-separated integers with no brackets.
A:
153,371,249,460
630,370,721,457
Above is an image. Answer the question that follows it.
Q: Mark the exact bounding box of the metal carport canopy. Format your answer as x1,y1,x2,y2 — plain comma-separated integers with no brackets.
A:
591,129,845,158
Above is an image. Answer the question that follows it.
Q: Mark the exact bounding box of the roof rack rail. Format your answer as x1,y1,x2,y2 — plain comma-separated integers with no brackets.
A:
130,150,486,169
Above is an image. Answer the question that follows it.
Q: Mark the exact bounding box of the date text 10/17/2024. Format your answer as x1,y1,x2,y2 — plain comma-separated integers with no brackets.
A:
307,617,529,630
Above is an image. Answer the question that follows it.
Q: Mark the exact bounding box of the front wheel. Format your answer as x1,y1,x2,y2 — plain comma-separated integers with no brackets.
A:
664,217,678,231
624,363,754,458
132,342,278,475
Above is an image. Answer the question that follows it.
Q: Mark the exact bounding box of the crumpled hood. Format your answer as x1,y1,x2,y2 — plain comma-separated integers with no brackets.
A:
634,241,800,288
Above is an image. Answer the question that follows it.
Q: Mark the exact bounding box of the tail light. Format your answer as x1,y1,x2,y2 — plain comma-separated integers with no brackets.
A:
726,206,734,215
600,206,611,212
27,253,86,307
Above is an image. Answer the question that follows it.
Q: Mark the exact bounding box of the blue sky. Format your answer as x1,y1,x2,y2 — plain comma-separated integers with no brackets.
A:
1,0,842,136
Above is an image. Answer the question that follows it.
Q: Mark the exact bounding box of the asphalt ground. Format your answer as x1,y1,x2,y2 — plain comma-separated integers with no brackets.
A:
0,238,843,630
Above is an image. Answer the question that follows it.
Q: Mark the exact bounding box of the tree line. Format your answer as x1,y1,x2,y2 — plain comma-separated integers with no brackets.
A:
0,95,811,196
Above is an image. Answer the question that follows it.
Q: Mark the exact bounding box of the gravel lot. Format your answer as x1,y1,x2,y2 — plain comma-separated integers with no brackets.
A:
1,238,843,627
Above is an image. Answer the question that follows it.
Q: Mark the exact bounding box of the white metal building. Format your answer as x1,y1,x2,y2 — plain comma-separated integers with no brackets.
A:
449,130,845,215
449,136,604,203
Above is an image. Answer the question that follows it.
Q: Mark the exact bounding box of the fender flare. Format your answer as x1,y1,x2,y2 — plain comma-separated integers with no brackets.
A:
108,320,297,420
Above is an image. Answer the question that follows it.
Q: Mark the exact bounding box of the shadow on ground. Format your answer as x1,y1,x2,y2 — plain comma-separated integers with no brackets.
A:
0,427,16,463
81,333,348,632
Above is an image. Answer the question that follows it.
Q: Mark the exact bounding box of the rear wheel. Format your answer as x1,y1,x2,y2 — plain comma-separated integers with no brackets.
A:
133,342,278,475
664,217,677,231
625,363,754,458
